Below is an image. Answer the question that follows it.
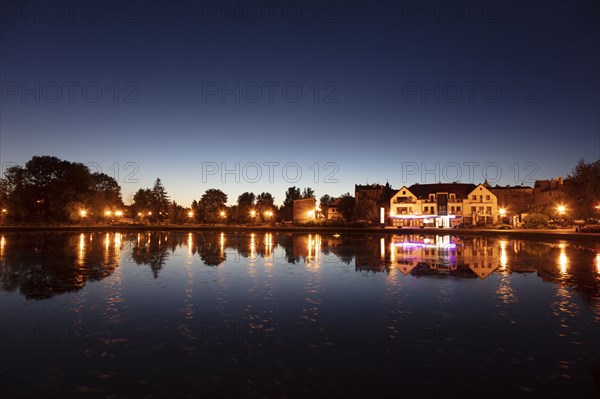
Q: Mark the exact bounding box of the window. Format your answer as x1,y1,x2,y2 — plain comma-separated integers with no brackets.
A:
486,206,492,213
486,195,490,201
450,206,455,213
471,206,476,214
402,190,406,195
457,206,461,212
424,206,428,213
472,195,477,200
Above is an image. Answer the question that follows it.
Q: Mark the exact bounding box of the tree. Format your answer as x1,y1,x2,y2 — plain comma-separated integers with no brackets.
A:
282,186,301,221
256,192,275,221
236,192,256,223
566,159,600,218
198,189,228,224
169,201,186,224
133,188,153,219
302,187,315,199
3,156,122,223
354,199,379,223
237,192,255,207
151,178,170,221
338,193,356,221
522,213,549,229
319,194,333,219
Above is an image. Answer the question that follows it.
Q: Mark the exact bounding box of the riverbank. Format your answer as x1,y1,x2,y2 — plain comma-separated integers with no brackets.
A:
1,224,599,242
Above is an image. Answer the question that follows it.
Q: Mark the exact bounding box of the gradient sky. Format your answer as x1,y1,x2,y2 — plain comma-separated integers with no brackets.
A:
1,1,599,206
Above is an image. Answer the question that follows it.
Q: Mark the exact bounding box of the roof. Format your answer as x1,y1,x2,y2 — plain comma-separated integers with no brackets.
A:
490,185,533,190
407,183,477,200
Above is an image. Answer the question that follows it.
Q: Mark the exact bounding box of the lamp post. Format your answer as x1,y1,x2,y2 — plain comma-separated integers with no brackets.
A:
557,204,567,227
499,208,506,225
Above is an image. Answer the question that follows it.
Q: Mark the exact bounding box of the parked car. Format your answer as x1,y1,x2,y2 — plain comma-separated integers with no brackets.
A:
577,224,600,233
453,222,472,229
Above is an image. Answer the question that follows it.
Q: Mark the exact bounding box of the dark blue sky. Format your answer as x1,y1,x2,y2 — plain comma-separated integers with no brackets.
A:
1,1,599,205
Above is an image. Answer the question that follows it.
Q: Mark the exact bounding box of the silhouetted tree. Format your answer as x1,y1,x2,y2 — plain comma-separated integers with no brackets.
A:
256,192,275,221
198,189,228,223
3,156,123,223
282,186,302,221
319,194,333,219
338,193,356,221
566,159,600,218
236,192,256,223
302,187,315,199
151,178,170,221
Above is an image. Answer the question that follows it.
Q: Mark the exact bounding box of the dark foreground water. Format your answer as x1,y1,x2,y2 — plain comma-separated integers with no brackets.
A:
0,231,599,398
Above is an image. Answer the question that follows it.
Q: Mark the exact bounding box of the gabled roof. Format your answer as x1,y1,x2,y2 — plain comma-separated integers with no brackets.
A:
407,183,477,200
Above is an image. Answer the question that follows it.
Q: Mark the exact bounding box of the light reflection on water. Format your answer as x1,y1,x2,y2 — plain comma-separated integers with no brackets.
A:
0,231,599,398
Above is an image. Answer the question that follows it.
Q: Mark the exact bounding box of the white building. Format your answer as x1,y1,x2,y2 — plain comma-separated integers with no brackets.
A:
390,183,498,227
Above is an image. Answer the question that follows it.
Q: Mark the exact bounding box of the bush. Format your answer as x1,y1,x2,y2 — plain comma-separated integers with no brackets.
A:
522,213,549,229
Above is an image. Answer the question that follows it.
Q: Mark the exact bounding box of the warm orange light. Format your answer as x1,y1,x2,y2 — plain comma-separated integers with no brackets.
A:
220,210,226,217
557,205,566,215
1,208,7,213
79,210,87,217
137,212,142,216
104,210,112,216
115,211,123,217
188,211,194,218
264,210,273,217
147,212,152,216
499,208,506,216
250,210,256,217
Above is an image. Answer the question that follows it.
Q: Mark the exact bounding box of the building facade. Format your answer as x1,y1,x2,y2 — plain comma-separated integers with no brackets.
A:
293,198,317,223
323,198,344,220
532,177,568,209
489,185,533,225
389,183,498,227
355,183,396,217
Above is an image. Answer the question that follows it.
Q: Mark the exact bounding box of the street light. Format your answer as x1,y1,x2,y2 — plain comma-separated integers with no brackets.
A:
499,208,506,217
188,211,194,218
115,211,123,217
557,205,566,216
79,209,87,217
220,210,226,218
250,210,256,218
104,210,112,217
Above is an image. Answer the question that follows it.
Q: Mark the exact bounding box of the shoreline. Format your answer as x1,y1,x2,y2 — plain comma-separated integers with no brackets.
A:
1,224,599,242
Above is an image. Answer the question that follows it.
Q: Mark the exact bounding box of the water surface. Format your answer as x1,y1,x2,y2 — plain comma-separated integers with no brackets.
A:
1,231,599,398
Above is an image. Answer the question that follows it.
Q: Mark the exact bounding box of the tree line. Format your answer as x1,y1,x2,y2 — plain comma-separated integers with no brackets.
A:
1,155,598,224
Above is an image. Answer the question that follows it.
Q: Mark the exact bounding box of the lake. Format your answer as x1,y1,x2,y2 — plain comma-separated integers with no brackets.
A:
1,231,599,398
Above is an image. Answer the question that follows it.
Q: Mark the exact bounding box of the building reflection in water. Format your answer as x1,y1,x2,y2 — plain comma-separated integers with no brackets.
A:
0,235,5,259
558,243,569,275
1,232,599,303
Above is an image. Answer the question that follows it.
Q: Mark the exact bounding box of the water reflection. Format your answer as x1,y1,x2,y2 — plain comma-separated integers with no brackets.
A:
0,232,120,299
1,232,599,303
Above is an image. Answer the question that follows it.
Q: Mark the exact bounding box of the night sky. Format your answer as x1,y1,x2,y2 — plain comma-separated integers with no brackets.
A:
1,1,599,206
